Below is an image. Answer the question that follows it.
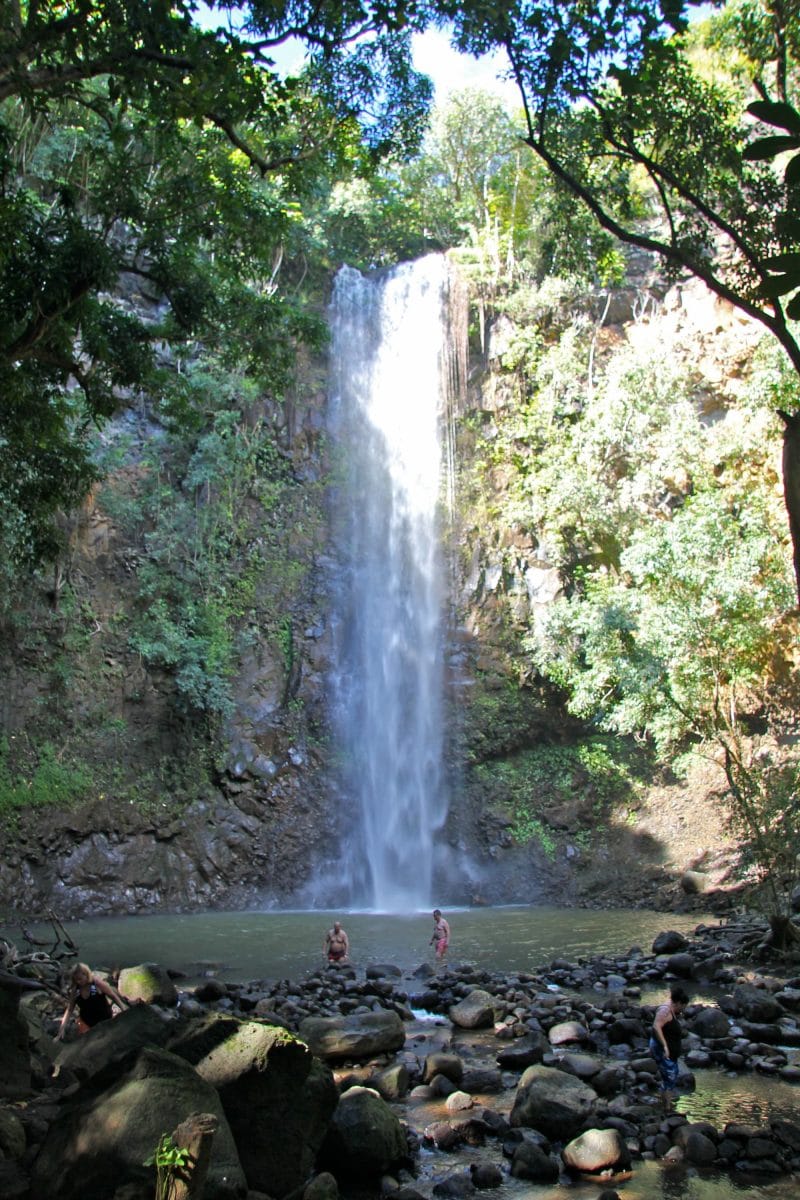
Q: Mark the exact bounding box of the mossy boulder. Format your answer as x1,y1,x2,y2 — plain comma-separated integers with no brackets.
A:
117,963,178,1006
30,1046,245,1200
168,1013,338,1198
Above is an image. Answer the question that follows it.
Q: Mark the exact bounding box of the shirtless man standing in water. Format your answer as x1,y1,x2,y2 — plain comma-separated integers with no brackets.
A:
430,909,450,960
324,920,350,963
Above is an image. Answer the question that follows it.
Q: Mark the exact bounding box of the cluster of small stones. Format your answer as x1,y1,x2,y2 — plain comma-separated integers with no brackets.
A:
171,921,800,1194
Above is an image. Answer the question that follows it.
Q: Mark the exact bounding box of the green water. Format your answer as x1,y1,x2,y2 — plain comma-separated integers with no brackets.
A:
4,904,713,983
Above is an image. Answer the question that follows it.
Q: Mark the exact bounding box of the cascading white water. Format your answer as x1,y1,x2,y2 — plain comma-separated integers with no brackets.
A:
328,254,451,911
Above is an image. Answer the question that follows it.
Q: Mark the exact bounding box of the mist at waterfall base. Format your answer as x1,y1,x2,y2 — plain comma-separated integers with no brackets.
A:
316,255,455,912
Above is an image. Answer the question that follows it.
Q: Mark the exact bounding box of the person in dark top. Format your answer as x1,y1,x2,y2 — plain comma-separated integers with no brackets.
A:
56,962,129,1039
649,984,690,1111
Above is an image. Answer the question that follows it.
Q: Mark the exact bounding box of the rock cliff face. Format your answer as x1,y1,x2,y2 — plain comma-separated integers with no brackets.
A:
0,254,769,917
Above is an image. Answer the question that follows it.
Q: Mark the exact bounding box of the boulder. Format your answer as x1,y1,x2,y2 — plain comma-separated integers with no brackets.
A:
495,1032,548,1069
445,1090,474,1113
607,1017,645,1045
0,986,31,1098
168,1013,337,1198
681,870,709,894
117,964,178,1007
510,1065,598,1140
461,1067,503,1094
55,1004,172,1081
30,1046,245,1200
731,984,785,1024
469,1163,503,1189
298,1010,405,1060
562,1127,631,1173
320,1086,408,1176
682,1129,717,1166
370,1063,410,1101
509,1141,560,1182
557,1052,603,1080
652,931,688,955
666,953,695,978
548,1020,589,1046
423,1053,464,1085
690,1006,730,1039
449,990,497,1029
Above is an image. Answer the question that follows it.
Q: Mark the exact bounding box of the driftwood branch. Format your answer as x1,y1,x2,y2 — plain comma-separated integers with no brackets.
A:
169,1112,218,1200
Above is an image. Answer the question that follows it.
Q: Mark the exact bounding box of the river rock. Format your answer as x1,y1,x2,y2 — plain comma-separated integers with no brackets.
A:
168,1012,337,1197
449,990,496,1029
548,1020,589,1045
666,952,695,977
370,1063,410,1100
117,963,178,1006
469,1162,503,1189
731,984,785,1023
608,1016,645,1044
509,1141,560,1182
510,1064,598,1140
446,1090,474,1113
461,1066,503,1093
495,1032,548,1069
652,931,688,954
562,1127,631,1173
299,1010,405,1060
30,1046,245,1200
423,1053,464,1084
557,1052,603,1080
691,1006,730,1038
432,1172,473,1197
55,1003,172,1080
680,1128,717,1166
320,1086,408,1176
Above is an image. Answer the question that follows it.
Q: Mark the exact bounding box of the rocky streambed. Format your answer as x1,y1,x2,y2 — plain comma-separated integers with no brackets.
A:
2,919,800,1200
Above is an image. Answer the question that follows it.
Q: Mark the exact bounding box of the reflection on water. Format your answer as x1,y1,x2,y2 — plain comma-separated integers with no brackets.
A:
2,905,715,984
680,1069,800,1129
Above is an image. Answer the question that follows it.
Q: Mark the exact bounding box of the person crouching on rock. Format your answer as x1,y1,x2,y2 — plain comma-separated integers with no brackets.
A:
56,962,129,1039
324,920,350,964
649,984,690,1112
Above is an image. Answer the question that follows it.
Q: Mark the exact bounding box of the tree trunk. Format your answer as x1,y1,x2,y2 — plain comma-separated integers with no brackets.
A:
167,1112,218,1200
779,410,800,606
768,912,800,951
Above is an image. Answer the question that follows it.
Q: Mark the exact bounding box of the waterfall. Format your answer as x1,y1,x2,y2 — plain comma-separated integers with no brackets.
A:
328,254,455,911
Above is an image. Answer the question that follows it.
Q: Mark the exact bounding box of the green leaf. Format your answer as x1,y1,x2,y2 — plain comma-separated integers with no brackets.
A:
760,274,800,299
743,135,800,162
747,100,800,135
763,252,800,271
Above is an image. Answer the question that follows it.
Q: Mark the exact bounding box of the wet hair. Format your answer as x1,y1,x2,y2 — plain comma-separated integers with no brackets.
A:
70,962,92,985
670,985,690,1005
433,909,441,918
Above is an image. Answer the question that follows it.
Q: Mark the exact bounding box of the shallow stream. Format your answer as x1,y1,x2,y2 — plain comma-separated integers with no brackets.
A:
7,904,799,1200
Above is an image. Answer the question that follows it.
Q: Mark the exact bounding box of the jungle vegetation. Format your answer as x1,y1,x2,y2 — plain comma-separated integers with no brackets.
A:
1,1,799,931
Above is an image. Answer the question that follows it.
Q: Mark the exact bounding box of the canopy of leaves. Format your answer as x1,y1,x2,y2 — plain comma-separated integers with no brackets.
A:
0,0,434,600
